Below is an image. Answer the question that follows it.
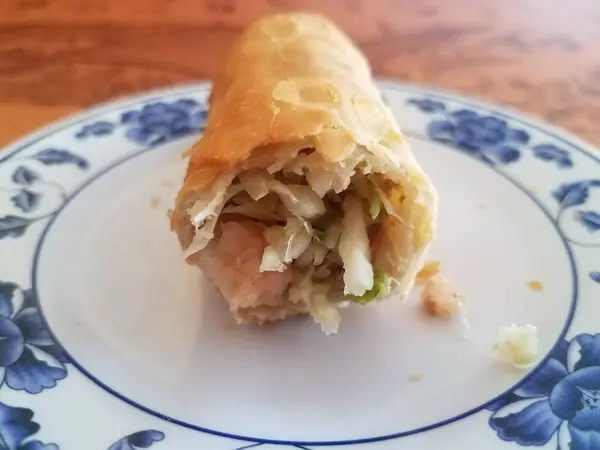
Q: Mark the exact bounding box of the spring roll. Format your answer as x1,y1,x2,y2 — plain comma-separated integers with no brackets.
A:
170,12,437,334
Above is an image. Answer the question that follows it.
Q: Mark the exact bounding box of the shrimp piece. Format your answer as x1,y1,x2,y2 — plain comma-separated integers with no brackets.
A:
421,276,465,318
197,220,293,313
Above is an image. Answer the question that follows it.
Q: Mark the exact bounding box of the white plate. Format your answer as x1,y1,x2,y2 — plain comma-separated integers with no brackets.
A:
0,81,598,450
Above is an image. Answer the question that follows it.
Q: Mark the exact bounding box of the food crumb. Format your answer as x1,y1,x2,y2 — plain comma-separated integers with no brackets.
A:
416,260,441,283
494,324,539,369
529,187,538,194
150,196,160,208
527,280,544,291
421,276,465,318
162,180,173,188
409,373,422,382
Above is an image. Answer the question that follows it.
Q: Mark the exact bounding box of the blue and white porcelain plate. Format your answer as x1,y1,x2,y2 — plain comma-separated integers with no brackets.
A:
0,81,599,450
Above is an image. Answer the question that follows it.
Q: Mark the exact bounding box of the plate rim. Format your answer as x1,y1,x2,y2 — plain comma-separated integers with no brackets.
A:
6,81,586,446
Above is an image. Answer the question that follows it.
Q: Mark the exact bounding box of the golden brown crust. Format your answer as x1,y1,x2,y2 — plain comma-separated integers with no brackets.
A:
172,12,438,307
173,13,386,220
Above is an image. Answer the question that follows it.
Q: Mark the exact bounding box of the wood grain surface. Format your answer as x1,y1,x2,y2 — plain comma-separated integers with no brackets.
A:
2,0,600,148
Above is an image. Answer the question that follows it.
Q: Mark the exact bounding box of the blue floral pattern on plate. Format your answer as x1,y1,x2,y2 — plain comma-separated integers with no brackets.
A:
408,98,573,168
107,430,165,450
0,401,57,450
121,99,207,146
407,95,600,449
0,401,163,450
0,96,209,449
0,281,67,394
0,85,598,448
487,334,600,448
0,154,79,241
408,98,600,247
74,98,207,146
75,121,115,139
1,98,207,242
30,149,88,170
549,180,600,247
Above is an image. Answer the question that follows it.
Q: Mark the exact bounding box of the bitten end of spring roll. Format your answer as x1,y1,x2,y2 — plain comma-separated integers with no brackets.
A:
171,13,437,334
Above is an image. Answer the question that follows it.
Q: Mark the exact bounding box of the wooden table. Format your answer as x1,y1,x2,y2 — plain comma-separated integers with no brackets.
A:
2,0,600,148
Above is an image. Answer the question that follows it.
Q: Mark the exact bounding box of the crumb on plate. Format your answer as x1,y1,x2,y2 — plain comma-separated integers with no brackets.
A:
150,196,160,208
416,260,441,283
421,276,465,318
527,280,544,291
409,373,422,382
162,180,173,187
493,324,539,369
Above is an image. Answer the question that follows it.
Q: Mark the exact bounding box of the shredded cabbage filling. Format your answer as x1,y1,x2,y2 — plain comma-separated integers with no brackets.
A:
184,147,407,333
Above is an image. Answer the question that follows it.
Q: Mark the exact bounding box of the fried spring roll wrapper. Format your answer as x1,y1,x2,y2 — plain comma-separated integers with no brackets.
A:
171,13,437,330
